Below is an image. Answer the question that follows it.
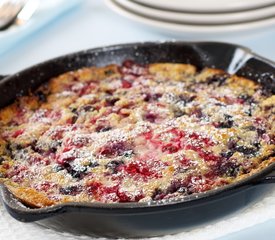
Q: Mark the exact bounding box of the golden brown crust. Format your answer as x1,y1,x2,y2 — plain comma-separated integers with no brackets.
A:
6,184,55,208
149,63,196,81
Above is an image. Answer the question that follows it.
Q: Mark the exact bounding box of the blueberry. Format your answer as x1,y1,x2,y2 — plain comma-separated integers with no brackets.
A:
105,97,119,106
36,91,47,102
177,94,196,106
245,108,253,117
76,105,94,113
239,94,252,102
60,185,81,196
220,150,234,159
70,167,87,178
105,160,124,174
53,165,64,172
221,162,240,177
5,143,12,156
257,128,266,136
15,144,24,150
123,150,134,158
70,108,78,114
82,105,94,112
63,163,87,179
216,114,234,128
235,145,259,155
89,160,99,168
95,125,112,132
227,139,237,150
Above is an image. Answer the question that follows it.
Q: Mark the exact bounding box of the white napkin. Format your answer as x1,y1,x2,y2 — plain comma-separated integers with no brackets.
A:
0,0,82,56
1,184,275,240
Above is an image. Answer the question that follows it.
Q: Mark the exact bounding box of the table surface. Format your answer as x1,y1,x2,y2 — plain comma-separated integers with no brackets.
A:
0,0,275,239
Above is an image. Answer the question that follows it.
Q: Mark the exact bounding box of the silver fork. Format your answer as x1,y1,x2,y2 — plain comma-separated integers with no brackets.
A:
0,0,26,30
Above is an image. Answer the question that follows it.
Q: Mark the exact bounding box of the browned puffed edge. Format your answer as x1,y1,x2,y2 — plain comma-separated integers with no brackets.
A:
3,182,56,208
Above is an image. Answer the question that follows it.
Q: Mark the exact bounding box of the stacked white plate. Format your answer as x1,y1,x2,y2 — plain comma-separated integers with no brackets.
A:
105,0,275,36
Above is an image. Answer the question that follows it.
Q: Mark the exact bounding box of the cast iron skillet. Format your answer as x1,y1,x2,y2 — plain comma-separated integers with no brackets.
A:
0,42,275,238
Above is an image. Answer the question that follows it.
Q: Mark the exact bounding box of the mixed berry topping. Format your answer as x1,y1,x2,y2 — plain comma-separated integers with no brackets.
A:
0,61,274,207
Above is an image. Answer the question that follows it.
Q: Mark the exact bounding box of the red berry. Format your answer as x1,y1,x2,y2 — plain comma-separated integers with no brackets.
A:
11,129,24,138
121,79,132,88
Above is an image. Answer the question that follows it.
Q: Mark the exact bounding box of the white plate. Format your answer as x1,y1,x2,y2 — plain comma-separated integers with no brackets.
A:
105,0,275,36
134,0,275,12
116,0,275,24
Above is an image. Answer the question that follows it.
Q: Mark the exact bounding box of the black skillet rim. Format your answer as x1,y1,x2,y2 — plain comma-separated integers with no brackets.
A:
0,41,275,216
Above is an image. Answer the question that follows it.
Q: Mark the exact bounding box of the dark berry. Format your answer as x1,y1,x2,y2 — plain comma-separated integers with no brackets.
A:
227,139,237,150
70,168,87,178
106,160,124,174
89,160,99,168
143,93,151,102
206,74,228,86
235,145,259,155
70,108,78,114
144,93,162,102
36,90,47,102
99,141,131,158
173,108,185,118
245,107,253,116
123,150,134,158
238,94,253,102
95,125,112,132
257,128,266,136
190,108,203,118
152,93,162,101
162,143,180,154
53,165,64,172
77,105,94,112
166,180,183,194
220,150,234,159
152,188,165,201
0,157,5,165
143,112,158,123
5,143,12,156
245,125,256,131
60,185,82,196
258,73,275,96
220,161,240,177
105,97,119,106
215,114,234,128
50,146,58,153
122,60,135,68
63,163,87,179
177,94,196,106
71,115,78,124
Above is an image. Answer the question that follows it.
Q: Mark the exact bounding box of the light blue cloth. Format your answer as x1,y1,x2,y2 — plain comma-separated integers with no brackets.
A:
0,0,82,56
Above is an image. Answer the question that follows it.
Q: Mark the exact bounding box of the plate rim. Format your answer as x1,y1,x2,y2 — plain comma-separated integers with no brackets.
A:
106,0,275,34
133,0,275,12
116,0,275,24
